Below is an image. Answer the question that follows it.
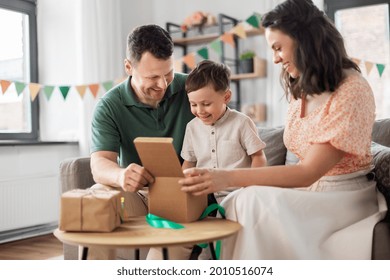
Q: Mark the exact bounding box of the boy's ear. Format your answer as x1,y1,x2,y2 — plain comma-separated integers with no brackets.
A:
124,59,132,76
224,89,232,103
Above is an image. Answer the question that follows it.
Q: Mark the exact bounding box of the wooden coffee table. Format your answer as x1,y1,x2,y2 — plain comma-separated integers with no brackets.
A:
54,216,241,260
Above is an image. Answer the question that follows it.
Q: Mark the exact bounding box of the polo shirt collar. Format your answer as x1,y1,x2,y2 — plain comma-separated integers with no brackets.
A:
120,75,180,107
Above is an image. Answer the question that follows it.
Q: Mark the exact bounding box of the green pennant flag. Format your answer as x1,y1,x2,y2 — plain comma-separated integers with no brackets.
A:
197,47,209,60
14,81,26,96
102,81,114,92
43,86,55,100
254,12,262,24
246,14,259,28
59,86,71,100
209,39,222,56
376,64,385,77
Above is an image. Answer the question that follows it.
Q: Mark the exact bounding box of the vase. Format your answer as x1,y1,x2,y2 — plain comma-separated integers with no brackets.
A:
238,58,254,74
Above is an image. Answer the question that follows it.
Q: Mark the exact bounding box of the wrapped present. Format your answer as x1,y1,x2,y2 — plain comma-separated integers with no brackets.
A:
59,188,121,232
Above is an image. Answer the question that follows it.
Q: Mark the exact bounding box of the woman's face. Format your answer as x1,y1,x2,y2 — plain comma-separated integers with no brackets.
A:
265,28,299,78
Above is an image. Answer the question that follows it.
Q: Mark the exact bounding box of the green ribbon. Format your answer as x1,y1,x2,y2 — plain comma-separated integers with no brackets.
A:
145,213,185,229
145,203,226,259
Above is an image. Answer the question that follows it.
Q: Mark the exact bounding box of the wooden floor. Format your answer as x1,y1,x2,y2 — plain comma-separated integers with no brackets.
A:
0,234,63,260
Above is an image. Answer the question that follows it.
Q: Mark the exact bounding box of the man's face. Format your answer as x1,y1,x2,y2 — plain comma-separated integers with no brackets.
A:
125,52,174,108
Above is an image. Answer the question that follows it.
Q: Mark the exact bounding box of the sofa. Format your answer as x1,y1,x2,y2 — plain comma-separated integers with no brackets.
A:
59,119,390,260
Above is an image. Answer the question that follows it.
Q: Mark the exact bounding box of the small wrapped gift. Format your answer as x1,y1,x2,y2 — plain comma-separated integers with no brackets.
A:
59,188,121,232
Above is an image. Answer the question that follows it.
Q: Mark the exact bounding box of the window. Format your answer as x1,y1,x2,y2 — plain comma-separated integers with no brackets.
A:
325,0,390,120
0,0,38,140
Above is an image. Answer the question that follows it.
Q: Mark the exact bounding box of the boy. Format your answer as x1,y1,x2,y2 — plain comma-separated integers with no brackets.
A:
181,60,267,202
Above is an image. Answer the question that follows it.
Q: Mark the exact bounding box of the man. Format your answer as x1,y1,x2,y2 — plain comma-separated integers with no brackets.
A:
89,24,194,259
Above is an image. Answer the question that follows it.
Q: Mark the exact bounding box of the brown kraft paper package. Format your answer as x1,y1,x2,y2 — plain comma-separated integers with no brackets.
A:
59,188,121,232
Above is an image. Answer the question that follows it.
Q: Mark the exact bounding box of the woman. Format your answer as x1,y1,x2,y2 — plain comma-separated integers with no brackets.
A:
179,0,387,259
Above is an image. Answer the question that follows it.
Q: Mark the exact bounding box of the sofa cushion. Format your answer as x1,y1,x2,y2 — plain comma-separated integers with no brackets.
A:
372,119,390,147
258,126,287,166
371,142,390,221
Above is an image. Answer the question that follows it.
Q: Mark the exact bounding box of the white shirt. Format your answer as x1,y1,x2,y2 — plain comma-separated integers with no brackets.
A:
181,107,266,169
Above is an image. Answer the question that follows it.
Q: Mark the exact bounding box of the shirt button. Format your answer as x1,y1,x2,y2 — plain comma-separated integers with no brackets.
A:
212,149,215,153
211,131,215,135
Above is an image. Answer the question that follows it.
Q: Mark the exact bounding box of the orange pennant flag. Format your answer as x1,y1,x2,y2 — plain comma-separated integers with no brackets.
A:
75,85,88,99
1,80,11,94
29,83,41,101
231,23,247,39
220,32,235,47
365,61,374,75
182,53,196,70
88,83,100,98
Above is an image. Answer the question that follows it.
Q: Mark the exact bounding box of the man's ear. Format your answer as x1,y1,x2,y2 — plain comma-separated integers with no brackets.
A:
124,59,132,76
224,89,232,103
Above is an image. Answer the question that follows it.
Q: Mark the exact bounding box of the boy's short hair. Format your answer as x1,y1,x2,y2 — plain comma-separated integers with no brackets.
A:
185,60,231,93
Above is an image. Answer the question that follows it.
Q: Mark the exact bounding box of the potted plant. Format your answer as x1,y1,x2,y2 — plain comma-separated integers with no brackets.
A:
238,50,256,73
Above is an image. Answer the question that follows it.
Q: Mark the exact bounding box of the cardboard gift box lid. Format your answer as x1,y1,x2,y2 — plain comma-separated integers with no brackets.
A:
134,137,207,223
59,188,121,232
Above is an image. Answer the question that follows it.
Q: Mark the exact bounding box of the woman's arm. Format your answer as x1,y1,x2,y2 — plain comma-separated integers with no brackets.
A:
179,142,345,195
250,150,267,168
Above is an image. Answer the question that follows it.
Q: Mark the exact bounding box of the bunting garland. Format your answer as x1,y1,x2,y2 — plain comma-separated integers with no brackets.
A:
0,12,388,102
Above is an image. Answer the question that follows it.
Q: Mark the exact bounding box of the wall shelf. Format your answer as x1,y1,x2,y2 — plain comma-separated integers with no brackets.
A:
166,14,266,111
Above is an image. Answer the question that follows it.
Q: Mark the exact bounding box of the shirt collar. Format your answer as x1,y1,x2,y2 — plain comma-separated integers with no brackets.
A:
213,107,231,126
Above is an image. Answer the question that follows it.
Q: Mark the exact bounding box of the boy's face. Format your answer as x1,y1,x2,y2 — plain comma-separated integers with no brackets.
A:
188,84,231,125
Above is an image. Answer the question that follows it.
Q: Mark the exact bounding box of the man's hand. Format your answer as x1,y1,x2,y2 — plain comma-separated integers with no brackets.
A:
118,163,154,192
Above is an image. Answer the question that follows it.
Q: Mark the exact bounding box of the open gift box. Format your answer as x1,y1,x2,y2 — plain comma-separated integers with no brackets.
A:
134,137,207,223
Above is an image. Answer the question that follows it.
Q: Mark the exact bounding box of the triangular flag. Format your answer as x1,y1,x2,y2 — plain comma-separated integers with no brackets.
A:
14,81,26,96
43,86,55,100
88,84,100,98
29,83,41,101
59,86,71,100
75,85,88,99
182,53,196,69
376,64,385,77
1,80,11,94
352,58,361,66
365,61,374,75
209,39,222,56
254,12,262,24
197,47,209,60
231,23,247,39
246,14,260,28
220,33,235,47
102,81,114,92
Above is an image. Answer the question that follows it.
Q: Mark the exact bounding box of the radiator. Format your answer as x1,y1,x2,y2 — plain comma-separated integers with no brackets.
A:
0,174,60,243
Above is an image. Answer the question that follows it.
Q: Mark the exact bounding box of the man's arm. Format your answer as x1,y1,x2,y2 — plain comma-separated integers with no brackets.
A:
91,151,154,192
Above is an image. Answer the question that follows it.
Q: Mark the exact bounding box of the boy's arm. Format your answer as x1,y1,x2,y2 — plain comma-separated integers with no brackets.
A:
250,150,267,168
182,160,196,171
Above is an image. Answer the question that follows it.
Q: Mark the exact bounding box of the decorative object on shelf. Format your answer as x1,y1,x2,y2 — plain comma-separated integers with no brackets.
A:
180,11,217,34
238,50,256,74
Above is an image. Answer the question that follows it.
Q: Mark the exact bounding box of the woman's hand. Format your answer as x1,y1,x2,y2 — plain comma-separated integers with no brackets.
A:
179,168,231,195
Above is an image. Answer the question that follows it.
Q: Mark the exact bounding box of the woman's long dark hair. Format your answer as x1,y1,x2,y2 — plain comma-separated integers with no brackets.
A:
261,0,360,99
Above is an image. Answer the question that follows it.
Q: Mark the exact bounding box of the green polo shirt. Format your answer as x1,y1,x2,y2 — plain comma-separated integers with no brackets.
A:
91,73,194,167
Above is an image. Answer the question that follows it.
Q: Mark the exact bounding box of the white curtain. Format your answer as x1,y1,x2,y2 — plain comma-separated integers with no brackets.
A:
75,0,124,156
38,0,124,156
